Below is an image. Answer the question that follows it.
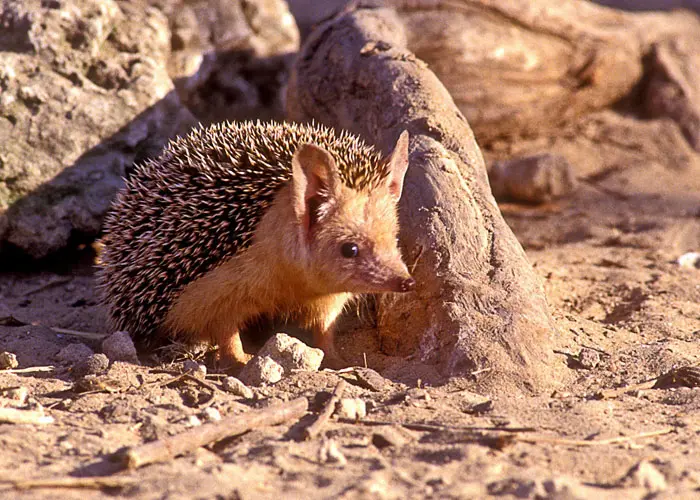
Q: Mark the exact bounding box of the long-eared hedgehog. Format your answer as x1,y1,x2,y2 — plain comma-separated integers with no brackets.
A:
97,120,414,366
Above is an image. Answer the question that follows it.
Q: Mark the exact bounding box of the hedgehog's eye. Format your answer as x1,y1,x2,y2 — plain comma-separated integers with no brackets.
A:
341,242,359,258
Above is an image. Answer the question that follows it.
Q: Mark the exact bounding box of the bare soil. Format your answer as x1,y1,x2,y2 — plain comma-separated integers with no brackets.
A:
1,124,699,498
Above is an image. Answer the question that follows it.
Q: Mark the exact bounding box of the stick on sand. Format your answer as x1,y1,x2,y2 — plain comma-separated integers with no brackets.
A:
303,380,347,440
117,397,308,469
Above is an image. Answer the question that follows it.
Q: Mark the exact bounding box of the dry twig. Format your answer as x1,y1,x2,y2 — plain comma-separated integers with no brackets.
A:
2,366,55,374
116,397,308,469
516,428,673,447
50,327,109,340
303,380,347,440
0,407,54,425
3,476,136,491
342,418,536,433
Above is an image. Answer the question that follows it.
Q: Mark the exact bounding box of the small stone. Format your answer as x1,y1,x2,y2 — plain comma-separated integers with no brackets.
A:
621,460,667,493
372,426,409,449
457,391,493,414
238,356,284,386
405,388,431,407
319,438,347,466
186,415,202,427
222,377,254,399
542,477,588,499
254,333,324,372
72,353,109,378
490,153,577,203
183,360,207,379
353,367,390,391
678,252,700,269
201,407,222,422
101,331,140,365
487,477,546,498
55,343,94,366
577,348,601,369
336,398,367,420
6,387,29,405
0,351,19,369
139,414,169,442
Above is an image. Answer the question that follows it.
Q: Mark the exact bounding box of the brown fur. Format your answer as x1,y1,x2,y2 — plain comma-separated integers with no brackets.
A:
165,135,412,366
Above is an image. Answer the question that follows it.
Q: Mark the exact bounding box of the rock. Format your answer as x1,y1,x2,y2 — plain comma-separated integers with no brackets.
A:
487,477,546,498
620,460,668,493
139,414,169,442
101,331,139,365
72,353,110,377
577,348,601,369
201,407,221,422
5,387,29,405
0,0,196,257
253,333,324,373
352,367,390,392
0,351,19,369
336,398,367,420
541,477,588,500
182,360,207,379
157,0,299,124
186,415,202,427
319,438,347,466
371,426,409,450
677,252,700,269
55,343,95,366
456,391,493,414
644,39,700,151
238,356,284,386
490,154,577,204
222,376,254,399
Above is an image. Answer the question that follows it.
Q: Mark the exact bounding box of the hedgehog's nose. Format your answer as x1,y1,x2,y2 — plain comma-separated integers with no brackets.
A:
398,277,416,292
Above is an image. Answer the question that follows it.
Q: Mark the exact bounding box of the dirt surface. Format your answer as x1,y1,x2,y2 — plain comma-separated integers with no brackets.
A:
1,119,699,498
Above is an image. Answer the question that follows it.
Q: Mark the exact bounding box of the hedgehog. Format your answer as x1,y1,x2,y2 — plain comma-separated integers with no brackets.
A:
97,120,414,367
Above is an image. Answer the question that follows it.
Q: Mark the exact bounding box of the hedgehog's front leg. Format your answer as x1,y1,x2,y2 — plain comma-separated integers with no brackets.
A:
303,293,353,369
214,328,253,367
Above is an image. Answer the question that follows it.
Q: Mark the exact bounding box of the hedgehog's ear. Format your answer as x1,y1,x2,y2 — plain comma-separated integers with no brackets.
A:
292,144,341,232
385,130,409,200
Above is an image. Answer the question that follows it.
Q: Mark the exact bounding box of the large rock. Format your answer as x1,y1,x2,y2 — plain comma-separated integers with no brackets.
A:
154,0,299,124
0,0,195,258
0,0,299,258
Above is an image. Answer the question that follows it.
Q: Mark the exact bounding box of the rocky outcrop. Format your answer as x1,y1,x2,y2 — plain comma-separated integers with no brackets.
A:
0,0,298,258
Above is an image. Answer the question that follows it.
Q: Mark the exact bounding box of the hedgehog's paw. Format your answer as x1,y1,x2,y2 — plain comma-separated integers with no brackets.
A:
215,331,253,370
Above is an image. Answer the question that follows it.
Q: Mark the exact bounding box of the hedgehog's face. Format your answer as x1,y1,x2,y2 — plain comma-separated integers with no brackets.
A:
292,132,415,295
309,185,414,294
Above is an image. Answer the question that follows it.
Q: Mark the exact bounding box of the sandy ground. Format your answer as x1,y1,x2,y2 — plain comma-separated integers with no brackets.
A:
1,117,699,498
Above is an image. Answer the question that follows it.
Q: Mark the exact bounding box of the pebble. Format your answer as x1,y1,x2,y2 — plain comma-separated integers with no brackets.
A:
372,426,409,449
222,376,254,399
621,460,667,493
0,351,19,369
577,348,601,369
186,415,202,427
55,343,94,365
336,398,367,420
319,438,347,466
6,387,29,405
182,360,207,379
72,353,109,378
253,333,324,373
490,153,577,203
101,331,140,365
238,356,284,386
677,252,700,269
201,407,222,422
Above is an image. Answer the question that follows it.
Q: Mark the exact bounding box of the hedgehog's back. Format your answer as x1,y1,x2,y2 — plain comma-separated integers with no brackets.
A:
97,121,385,341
